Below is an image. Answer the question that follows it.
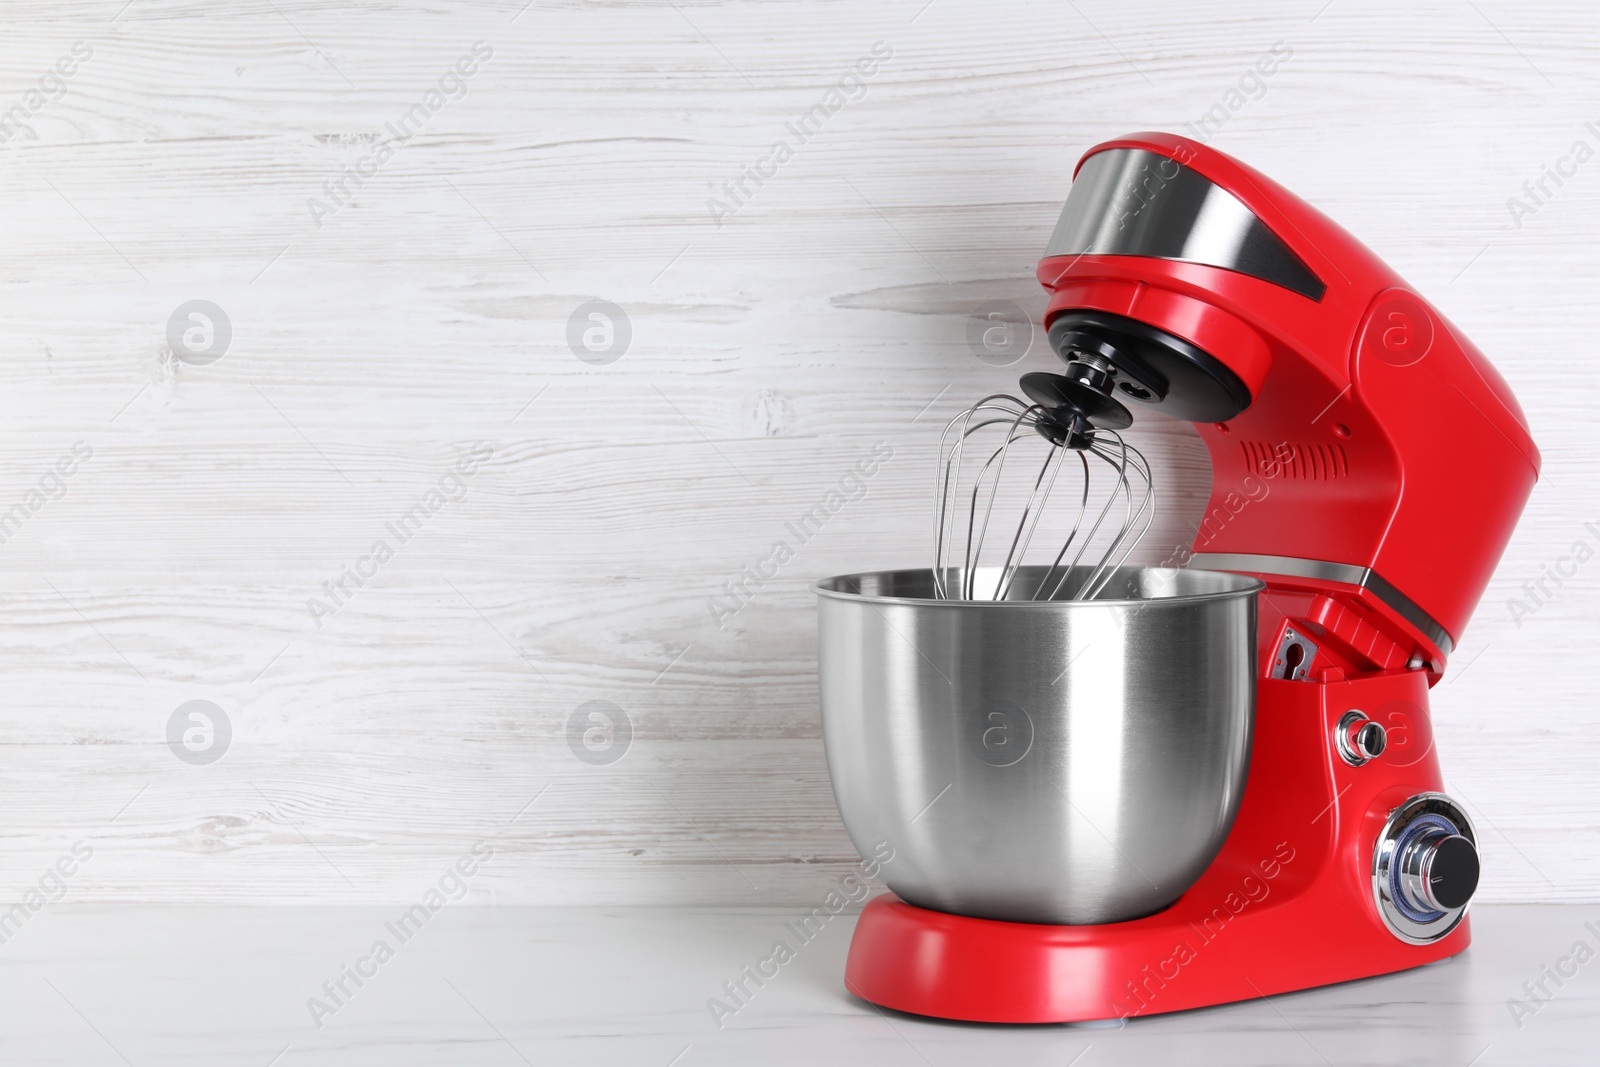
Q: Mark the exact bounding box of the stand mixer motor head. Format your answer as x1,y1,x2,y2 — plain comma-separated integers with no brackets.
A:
1022,132,1540,675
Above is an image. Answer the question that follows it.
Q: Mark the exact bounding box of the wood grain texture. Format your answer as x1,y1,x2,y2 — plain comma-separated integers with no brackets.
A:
0,0,1595,904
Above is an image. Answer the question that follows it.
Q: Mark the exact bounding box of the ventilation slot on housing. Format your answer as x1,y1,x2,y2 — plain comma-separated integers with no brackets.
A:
1241,441,1348,480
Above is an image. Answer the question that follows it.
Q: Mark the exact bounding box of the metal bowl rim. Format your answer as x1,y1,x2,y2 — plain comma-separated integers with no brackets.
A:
813,566,1265,608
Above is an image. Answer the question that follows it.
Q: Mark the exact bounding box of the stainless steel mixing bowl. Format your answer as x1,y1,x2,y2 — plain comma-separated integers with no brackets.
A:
816,565,1261,925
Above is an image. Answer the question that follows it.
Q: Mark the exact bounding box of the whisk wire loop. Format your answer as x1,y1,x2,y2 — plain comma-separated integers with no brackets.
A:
933,394,1155,602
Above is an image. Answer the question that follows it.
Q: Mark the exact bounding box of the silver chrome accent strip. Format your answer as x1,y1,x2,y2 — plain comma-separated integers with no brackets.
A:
1188,552,1454,656
1044,149,1326,300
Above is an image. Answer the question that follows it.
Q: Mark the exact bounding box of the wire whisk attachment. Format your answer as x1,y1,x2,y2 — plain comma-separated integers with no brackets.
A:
932,368,1155,602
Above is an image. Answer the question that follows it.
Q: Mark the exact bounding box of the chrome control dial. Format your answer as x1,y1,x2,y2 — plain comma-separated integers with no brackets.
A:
1336,709,1388,766
1398,832,1479,913
1372,793,1478,944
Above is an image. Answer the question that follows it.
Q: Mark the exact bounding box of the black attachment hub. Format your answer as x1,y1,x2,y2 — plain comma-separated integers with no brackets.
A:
1019,370,1132,451
1047,310,1252,423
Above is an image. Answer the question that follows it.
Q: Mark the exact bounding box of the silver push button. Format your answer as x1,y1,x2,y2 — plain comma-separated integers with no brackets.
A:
1336,710,1388,766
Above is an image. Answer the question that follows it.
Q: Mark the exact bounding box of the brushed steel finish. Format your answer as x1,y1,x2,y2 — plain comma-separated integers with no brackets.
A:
1043,148,1326,300
816,565,1262,925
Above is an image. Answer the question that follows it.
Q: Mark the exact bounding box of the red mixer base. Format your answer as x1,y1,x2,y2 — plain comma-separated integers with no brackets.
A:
845,893,1466,1023
844,672,1472,1023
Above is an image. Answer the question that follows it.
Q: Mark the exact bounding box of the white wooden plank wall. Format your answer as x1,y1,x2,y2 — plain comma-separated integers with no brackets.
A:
0,0,1593,905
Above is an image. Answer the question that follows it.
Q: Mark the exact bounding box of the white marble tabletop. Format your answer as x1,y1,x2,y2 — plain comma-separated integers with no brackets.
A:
1,902,1595,1065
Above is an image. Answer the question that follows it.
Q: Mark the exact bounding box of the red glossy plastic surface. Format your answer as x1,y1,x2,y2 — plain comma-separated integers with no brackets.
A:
1037,132,1540,658
843,670,1465,1023
838,134,1536,1025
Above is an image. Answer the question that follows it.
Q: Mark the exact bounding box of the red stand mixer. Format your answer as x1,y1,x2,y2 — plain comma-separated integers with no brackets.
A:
829,132,1540,1022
